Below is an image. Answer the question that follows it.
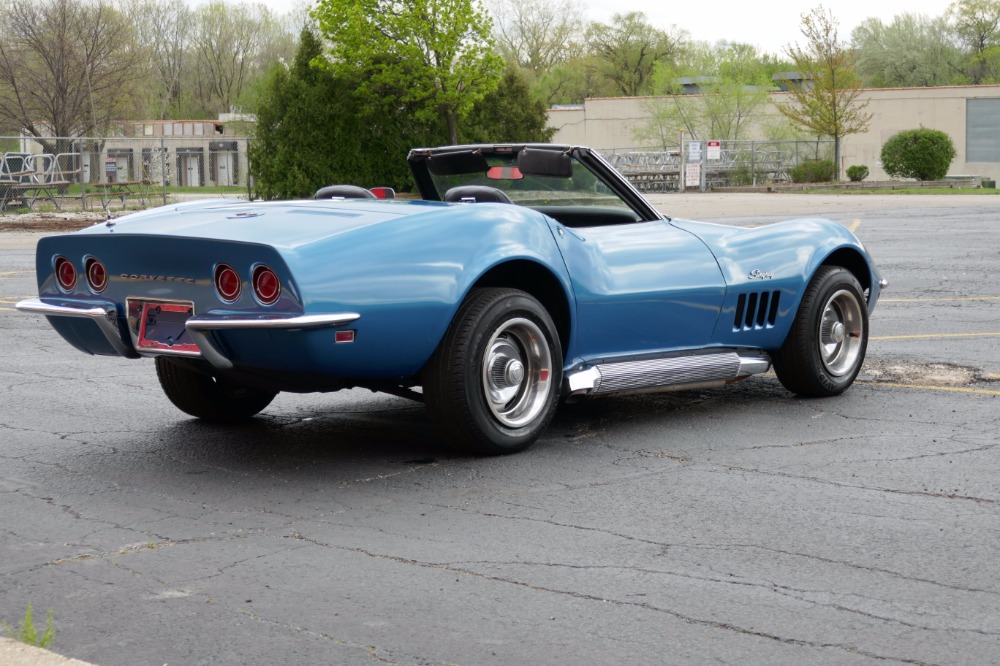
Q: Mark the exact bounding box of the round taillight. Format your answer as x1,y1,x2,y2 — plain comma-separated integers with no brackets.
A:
252,265,280,305
55,256,77,292
214,264,241,302
85,257,108,293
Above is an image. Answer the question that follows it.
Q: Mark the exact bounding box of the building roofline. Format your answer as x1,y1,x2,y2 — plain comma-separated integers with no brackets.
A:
575,82,1000,104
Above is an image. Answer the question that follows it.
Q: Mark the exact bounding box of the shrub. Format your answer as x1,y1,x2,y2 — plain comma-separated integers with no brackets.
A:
789,159,836,183
728,162,755,186
846,165,869,182
880,128,956,181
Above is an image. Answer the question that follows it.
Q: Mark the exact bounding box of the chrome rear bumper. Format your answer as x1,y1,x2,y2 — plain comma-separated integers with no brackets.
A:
184,314,360,369
16,298,140,358
17,298,360,369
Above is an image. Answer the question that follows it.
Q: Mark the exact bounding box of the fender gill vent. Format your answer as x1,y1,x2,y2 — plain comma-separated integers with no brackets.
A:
733,291,780,330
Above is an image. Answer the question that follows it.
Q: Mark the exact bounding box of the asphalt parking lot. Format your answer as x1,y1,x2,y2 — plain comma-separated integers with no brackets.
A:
1,193,999,665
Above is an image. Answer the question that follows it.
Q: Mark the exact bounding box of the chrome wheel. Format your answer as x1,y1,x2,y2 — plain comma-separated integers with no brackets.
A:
425,288,563,454
772,265,869,397
818,288,865,377
481,317,554,428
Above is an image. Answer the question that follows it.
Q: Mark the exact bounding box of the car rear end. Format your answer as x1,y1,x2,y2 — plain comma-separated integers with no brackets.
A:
19,231,363,390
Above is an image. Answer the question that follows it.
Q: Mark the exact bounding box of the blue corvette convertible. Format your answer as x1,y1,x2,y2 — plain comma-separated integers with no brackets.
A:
18,144,885,454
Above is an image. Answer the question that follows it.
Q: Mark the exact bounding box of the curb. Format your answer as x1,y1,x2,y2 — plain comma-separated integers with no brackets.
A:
0,638,97,666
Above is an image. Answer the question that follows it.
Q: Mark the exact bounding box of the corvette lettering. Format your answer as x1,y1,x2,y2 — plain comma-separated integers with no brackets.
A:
748,269,774,280
120,274,196,284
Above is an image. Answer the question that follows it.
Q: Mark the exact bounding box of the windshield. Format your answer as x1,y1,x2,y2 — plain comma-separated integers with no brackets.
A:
428,154,635,212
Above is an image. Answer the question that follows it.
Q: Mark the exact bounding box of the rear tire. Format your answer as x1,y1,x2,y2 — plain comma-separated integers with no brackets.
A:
424,288,562,455
155,357,277,421
773,265,868,397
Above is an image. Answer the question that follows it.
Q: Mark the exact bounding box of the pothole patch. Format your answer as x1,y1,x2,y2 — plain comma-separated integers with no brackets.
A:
862,361,982,386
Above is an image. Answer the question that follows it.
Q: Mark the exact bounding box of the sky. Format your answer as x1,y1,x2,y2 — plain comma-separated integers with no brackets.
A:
244,0,957,57
585,0,956,56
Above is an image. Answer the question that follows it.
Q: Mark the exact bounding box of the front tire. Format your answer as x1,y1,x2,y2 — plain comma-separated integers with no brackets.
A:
155,357,277,421
425,288,563,455
773,265,869,397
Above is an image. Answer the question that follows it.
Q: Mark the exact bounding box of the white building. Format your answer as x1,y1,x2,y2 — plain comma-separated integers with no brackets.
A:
549,85,1000,183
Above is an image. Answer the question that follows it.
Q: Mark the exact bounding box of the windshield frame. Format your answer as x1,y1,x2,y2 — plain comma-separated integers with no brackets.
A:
407,144,664,223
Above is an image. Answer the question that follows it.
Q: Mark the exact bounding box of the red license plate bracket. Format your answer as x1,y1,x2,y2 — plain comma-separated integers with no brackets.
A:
134,300,200,354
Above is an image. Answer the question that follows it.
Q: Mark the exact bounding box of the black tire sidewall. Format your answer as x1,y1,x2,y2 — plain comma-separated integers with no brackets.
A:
428,289,563,454
155,357,276,420
775,267,869,396
470,294,561,445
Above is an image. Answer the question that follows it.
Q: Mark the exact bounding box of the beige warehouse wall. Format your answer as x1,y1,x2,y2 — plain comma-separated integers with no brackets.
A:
549,85,1000,182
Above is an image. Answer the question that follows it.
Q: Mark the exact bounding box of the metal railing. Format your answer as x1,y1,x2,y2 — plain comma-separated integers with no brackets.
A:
1,135,251,211
3,135,840,209
603,140,835,192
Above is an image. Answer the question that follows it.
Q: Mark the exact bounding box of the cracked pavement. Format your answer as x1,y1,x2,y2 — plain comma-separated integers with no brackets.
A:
1,195,999,665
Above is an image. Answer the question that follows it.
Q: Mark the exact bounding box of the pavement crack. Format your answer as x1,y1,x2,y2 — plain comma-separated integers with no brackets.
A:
343,465,439,486
414,507,1000,600
857,441,998,463
228,607,404,664
685,543,1000,597
708,463,999,505
283,534,936,665
471,559,998,636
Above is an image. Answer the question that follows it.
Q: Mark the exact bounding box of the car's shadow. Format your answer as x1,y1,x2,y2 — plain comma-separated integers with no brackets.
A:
152,395,443,468
138,376,793,473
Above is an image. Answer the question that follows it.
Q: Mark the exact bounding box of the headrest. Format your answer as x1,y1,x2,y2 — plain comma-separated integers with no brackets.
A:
442,185,512,204
314,184,375,199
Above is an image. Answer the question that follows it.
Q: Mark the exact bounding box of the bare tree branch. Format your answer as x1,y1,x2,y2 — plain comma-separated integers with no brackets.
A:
0,0,142,151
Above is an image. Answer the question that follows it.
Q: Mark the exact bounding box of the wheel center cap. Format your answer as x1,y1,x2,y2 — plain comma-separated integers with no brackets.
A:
831,321,846,343
505,359,525,385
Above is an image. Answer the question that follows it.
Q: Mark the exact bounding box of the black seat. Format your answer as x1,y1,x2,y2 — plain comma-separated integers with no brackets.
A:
442,185,512,204
314,184,375,200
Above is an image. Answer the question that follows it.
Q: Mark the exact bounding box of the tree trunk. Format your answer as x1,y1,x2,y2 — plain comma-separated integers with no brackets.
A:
445,111,459,145
834,136,842,182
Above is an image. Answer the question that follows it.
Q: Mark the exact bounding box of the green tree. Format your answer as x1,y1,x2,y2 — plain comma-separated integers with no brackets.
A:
586,12,688,97
851,13,964,87
949,0,1000,82
461,66,555,143
775,6,872,179
634,42,776,147
312,0,504,145
249,29,423,199
880,128,956,180
534,53,609,104
487,0,592,104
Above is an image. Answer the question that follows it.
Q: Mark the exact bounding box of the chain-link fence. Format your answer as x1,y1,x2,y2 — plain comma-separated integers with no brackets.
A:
603,140,836,192
1,135,251,211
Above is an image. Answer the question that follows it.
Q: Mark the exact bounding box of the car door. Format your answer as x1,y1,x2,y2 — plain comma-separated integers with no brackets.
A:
553,219,727,363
